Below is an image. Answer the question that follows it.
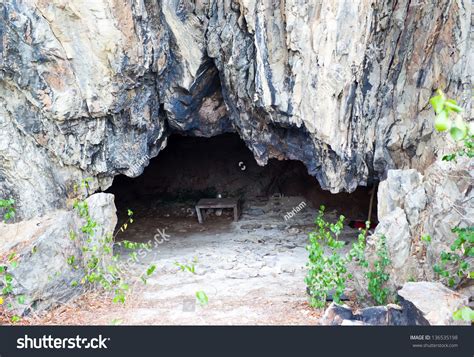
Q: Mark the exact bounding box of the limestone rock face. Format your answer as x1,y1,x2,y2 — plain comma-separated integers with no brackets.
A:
0,1,471,219
0,210,82,311
372,159,473,286
0,193,117,311
372,207,412,286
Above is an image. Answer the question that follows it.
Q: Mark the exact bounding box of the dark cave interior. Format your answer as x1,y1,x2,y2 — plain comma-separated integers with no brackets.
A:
107,133,378,225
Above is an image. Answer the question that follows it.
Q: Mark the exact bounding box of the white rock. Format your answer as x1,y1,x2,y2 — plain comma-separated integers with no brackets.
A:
398,282,470,326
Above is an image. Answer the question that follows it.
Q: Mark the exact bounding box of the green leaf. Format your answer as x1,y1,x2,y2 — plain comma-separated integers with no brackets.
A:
421,235,431,243
429,95,445,114
434,110,450,132
195,291,208,306
442,153,456,162
453,306,474,322
449,117,468,141
17,295,25,304
146,264,156,276
444,99,463,113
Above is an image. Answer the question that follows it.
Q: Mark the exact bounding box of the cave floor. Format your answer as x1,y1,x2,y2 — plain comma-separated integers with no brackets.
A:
29,196,362,325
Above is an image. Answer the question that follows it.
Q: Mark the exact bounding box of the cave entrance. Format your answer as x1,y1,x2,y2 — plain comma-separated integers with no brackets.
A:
105,133,377,323
107,133,377,243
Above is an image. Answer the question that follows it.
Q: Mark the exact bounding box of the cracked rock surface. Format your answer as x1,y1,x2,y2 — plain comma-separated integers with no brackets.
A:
0,1,472,219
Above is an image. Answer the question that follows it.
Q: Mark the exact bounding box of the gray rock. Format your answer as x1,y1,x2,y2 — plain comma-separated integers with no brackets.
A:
1,211,83,312
244,208,266,216
421,160,474,282
0,193,117,312
240,223,262,230
320,303,354,326
321,302,427,326
287,228,300,235
404,186,427,226
371,207,412,286
373,162,473,287
340,320,366,326
398,282,470,325
83,193,118,269
377,169,423,221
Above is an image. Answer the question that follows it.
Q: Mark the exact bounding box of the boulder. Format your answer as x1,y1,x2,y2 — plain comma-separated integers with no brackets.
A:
0,193,117,313
85,193,118,241
370,207,415,287
320,303,355,326
398,282,470,325
377,169,424,221
421,160,474,281
0,210,83,311
320,302,427,326
83,193,118,269
372,160,473,287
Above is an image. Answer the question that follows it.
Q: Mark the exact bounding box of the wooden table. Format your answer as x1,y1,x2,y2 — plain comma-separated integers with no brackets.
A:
195,198,240,224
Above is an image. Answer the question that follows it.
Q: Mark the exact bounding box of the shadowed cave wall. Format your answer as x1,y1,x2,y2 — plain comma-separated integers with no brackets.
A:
107,133,377,222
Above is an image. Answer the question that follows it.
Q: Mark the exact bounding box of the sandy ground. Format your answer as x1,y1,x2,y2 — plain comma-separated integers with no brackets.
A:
17,196,360,325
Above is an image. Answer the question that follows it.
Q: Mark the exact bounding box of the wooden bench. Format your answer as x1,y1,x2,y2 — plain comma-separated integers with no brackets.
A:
195,198,240,224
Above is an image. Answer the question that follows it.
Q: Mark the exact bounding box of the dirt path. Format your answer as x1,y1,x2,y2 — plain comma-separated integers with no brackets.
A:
25,196,357,325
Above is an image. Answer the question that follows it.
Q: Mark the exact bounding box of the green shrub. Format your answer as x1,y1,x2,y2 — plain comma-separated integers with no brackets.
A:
365,235,391,305
305,209,393,308
305,206,349,308
433,227,473,288
0,198,15,222
0,252,22,322
70,178,156,303
429,91,473,320
348,224,391,305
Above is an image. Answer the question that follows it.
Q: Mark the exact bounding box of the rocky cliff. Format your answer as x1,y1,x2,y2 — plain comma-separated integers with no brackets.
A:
0,0,472,219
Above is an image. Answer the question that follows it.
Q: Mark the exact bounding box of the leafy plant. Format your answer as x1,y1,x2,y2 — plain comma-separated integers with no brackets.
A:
175,258,198,275
0,253,18,297
433,227,473,288
0,198,15,222
305,206,349,308
453,306,474,323
429,89,473,161
0,252,23,322
68,178,157,304
140,264,157,285
348,222,370,268
365,235,391,305
347,224,392,305
429,91,473,320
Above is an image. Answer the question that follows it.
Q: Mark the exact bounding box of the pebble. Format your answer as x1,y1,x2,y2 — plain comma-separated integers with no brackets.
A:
240,223,263,230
